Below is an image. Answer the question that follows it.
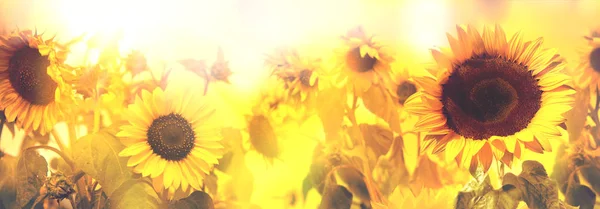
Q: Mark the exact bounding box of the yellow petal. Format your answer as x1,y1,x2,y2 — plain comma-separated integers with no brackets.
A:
163,162,175,188
119,142,150,157
127,150,152,167
444,137,465,161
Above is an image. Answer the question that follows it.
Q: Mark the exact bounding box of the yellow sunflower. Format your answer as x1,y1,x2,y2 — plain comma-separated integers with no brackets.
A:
0,30,79,135
265,47,300,75
574,27,600,94
405,25,574,171
117,71,224,198
334,26,394,95
386,67,417,108
271,52,321,102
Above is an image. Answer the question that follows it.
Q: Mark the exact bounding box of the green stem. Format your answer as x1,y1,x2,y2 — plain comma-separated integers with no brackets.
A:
67,121,78,151
25,145,76,170
51,129,69,153
70,170,86,183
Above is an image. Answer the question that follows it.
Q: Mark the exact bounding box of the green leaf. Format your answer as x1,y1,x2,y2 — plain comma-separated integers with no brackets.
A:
518,160,561,209
565,184,595,209
565,87,589,143
301,176,312,202
108,179,161,209
16,150,48,209
318,185,352,209
579,164,600,195
361,85,400,133
168,191,214,209
72,129,133,196
316,86,346,137
0,154,17,209
226,151,253,203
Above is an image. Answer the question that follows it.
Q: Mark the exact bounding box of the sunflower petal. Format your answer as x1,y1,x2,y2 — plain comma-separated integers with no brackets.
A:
119,142,150,157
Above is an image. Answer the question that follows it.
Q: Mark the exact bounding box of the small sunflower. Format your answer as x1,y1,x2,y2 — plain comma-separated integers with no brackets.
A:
386,67,418,108
405,25,574,171
124,50,149,76
117,72,224,197
0,30,79,135
574,27,600,93
334,26,394,94
271,52,321,102
265,47,300,75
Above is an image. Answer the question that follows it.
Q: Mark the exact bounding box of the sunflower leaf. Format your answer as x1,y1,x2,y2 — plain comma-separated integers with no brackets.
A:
518,160,561,209
565,87,589,142
318,185,353,209
72,129,134,197
579,162,600,195
108,179,161,209
564,182,595,209
168,191,214,209
316,86,346,140
15,150,48,209
361,85,401,133
0,154,17,209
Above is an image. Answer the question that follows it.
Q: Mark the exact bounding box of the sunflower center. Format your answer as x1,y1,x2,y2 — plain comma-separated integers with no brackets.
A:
248,115,279,158
396,81,417,105
147,113,195,161
590,47,600,73
346,47,377,72
7,47,56,105
299,69,313,87
441,57,542,140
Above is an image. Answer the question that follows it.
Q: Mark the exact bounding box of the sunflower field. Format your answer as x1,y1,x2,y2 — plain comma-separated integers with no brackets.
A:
0,0,599,209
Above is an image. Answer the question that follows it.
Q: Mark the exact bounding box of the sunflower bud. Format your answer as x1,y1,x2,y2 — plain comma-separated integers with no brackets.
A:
45,172,76,201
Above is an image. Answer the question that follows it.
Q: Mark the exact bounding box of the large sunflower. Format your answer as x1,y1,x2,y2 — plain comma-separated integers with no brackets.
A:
334,26,394,95
574,28,600,94
0,30,78,135
405,25,574,171
117,71,224,198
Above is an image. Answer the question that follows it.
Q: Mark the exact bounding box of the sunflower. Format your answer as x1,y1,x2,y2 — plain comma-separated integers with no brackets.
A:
271,51,322,102
574,28,600,94
405,25,574,171
117,71,224,198
265,47,300,75
334,26,394,95
386,67,417,108
0,30,79,135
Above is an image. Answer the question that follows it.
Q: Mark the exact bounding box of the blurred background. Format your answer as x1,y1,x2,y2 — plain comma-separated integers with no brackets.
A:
0,0,598,207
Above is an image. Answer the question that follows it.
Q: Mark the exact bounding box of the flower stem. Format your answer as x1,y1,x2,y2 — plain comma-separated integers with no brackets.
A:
25,145,76,170
51,129,70,156
70,170,86,183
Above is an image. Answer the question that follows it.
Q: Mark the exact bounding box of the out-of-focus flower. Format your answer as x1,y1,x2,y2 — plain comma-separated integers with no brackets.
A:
405,25,574,171
574,27,600,95
333,26,395,95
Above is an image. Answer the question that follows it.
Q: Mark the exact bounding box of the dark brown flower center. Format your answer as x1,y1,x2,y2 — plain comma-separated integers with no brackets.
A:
147,113,195,161
8,47,56,105
590,47,600,73
346,47,377,72
248,115,279,158
396,81,417,105
441,56,542,140
299,69,313,87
